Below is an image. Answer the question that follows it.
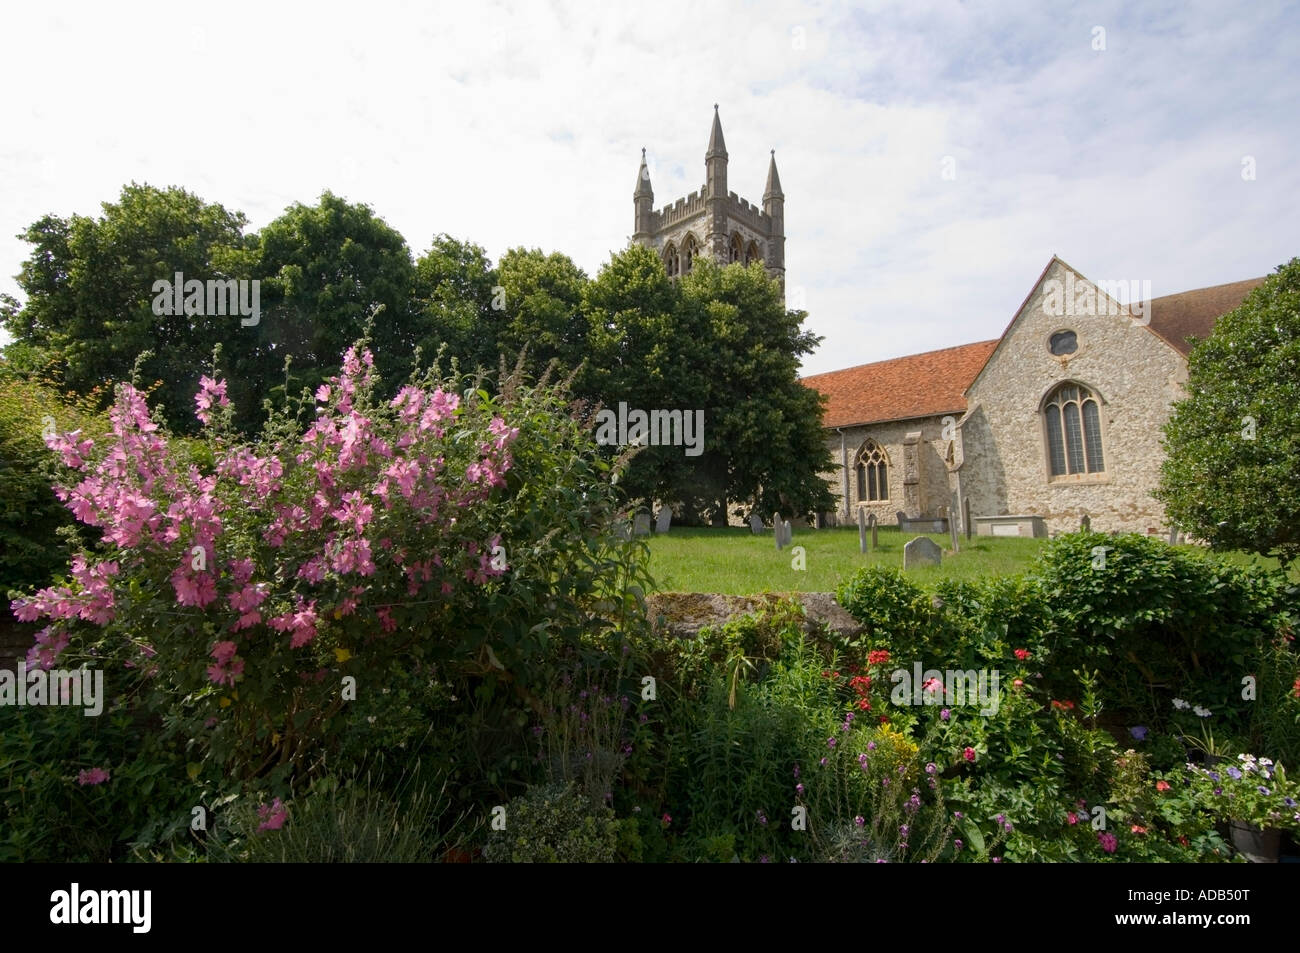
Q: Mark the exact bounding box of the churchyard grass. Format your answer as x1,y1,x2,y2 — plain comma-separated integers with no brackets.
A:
645,526,1042,593
645,526,1299,594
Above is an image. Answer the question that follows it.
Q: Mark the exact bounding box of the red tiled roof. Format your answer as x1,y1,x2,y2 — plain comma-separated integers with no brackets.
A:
802,341,999,429
1144,277,1267,356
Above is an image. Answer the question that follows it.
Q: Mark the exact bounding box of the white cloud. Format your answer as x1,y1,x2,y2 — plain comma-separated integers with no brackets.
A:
0,0,1295,375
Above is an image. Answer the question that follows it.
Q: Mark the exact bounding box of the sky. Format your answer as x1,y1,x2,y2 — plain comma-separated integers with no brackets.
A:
1,0,1297,375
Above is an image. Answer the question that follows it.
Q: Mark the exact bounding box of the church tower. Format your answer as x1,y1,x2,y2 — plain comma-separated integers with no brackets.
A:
632,106,785,297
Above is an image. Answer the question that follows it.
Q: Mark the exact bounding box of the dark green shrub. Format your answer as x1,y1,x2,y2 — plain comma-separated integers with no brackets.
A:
483,781,625,862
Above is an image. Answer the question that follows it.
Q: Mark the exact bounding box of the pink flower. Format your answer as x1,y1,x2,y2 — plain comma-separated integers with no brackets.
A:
1097,831,1118,853
1067,812,1079,825
194,376,230,425
257,798,288,832
77,767,111,786
1014,648,1030,660
963,747,976,763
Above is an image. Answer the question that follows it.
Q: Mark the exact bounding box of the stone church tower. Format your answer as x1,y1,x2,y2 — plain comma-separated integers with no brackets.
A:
633,106,784,293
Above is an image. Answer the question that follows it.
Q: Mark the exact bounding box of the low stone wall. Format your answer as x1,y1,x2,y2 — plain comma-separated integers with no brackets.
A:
645,591,864,641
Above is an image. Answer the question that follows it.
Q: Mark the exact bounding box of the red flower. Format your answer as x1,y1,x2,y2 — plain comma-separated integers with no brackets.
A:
867,650,891,666
1014,648,1031,661
661,813,672,827
1130,825,1147,835
1067,812,1079,825
1155,780,1171,792
963,747,976,763
857,698,871,711
1051,700,1075,711
879,715,889,724
1293,677,1300,699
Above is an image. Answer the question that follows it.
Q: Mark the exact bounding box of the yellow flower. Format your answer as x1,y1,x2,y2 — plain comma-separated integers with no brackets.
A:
334,647,352,663
219,696,231,708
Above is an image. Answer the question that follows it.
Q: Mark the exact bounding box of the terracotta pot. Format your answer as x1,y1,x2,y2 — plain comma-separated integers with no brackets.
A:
1229,821,1281,863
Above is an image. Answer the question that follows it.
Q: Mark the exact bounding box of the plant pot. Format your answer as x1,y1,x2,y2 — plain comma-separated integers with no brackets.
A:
1229,821,1282,863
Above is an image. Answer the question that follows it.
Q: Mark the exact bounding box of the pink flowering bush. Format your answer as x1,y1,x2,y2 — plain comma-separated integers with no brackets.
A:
13,344,649,783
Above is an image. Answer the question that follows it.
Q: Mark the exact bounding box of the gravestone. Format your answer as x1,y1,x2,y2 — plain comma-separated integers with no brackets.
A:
774,512,784,550
655,508,672,534
868,513,878,550
1167,524,1179,545
963,497,972,541
857,508,867,554
781,519,793,548
633,513,652,536
750,513,764,535
1080,513,1090,533
949,493,960,554
903,536,942,570
896,510,909,530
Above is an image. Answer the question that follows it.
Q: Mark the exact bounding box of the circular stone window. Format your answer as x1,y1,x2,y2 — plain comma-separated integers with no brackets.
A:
1049,330,1078,356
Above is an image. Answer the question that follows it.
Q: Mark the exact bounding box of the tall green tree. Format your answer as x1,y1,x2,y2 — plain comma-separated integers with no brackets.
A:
1156,257,1300,566
1,183,258,433
678,259,834,524
255,192,417,402
495,247,588,378
411,234,502,376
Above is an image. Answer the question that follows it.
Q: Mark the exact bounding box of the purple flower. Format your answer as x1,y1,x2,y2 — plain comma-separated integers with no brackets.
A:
953,811,963,819
899,824,910,837
759,855,770,863
756,810,768,826
1284,797,1297,808
1130,726,1148,741
1227,767,1242,780
991,856,1002,863
925,762,937,775
819,757,828,767
795,783,805,796
827,737,837,749
954,838,963,850
1258,786,1271,796
792,764,800,779
854,815,865,827
867,741,877,751
1208,771,1220,782
940,708,950,721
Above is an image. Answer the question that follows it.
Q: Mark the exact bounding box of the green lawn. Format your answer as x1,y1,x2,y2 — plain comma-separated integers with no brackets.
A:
643,526,1296,595
644,525,1046,594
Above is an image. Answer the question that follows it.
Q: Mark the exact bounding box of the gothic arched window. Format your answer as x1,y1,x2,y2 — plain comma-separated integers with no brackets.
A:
682,234,699,273
746,240,761,266
730,234,743,263
663,243,679,277
855,439,889,502
1043,382,1105,477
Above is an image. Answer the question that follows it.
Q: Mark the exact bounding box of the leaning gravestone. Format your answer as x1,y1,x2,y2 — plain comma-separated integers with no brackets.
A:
903,536,942,570
750,513,764,535
655,508,672,534
868,513,878,550
858,508,868,554
633,513,652,536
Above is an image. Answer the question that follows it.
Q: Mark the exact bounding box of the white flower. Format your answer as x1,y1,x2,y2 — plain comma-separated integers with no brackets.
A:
1193,706,1212,718
1172,698,1189,710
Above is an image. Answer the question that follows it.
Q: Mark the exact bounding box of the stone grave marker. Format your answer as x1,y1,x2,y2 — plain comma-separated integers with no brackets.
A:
858,507,867,554
750,513,764,535
774,512,784,550
633,512,652,536
782,519,793,548
868,512,878,550
1167,524,1179,545
903,536,942,570
655,508,672,534
963,497,972,541
949,493,960,553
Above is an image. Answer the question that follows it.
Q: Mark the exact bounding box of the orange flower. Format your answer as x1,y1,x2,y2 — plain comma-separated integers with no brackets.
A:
1131,825,1148,835
1155,780,1171,792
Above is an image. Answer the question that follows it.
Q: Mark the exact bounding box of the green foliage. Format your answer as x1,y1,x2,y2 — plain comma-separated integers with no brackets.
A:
1157,257,1300,566
0,182,258,435
0,704,193,863
483,781,625,862
255,191,418,412
0,378,108,609
210,768,465,863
